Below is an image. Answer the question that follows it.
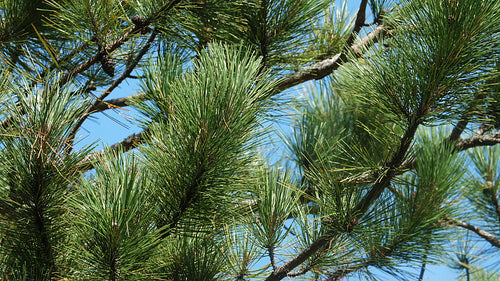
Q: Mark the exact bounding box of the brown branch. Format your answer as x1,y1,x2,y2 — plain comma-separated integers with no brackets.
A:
344,0,369,48
77,130,148,171
268,245,277,271
265,112,421,281
265,236,331,281
455,131,500,151
275,24,386,93
448,119,469,142
445,217,500,249
67,31,157,151
65,25,388,159
92,92,147,112
60,0,181,86
355,119,420,216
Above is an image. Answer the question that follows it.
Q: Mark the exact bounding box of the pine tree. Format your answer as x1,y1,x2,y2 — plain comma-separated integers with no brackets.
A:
0,0,499,280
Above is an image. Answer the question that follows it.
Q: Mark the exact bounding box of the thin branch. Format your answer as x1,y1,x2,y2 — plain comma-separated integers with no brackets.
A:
321,262,371,281
92,92,147,112
265,117,421,281
477,123,493,136
59,0,180,86
344,0,369,48
265,236,331,281
77,130,148,171
445,217,500,249
67,31,157,151
322,236,404,281
287,247,327,278
268,245,277,271
354,120,420,216
74,25,389,159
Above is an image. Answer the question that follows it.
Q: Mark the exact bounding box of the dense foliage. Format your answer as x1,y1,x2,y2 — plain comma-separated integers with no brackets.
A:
0,0,499,280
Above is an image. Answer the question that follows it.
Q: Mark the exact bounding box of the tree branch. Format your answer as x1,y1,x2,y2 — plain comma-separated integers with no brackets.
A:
445,217,500,249
448,119,469,142
344,0,369,48
268,245,277,271
265,108,421,281
77,130,148,171
67,31,157,151
455,131,500,151
73,25,389,162
60,0,181,86
92,92,147,112
265,236,331,281
275,24,386,93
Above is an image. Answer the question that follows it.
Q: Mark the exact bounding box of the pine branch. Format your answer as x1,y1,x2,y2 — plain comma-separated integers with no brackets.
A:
59,0,180,86
265,236,331,281
77,130,148,171
73,25,389,164
321,235,407,281
344,0,369,48
445,217,500,249
354,119,420,216
0,23,386,133
265,117,421,280
455,131,500,151
92,92,146,112
448,119,469,142
67,30,157,150
268,245,277,271
275,24,386,93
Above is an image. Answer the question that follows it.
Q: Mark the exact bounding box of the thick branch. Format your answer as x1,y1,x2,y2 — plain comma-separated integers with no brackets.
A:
275,24,386,93
455,131,500,151
446,217,500,249
448,119,469,142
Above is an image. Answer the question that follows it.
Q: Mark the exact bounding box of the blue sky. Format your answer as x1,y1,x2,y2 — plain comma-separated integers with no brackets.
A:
74,0,497,280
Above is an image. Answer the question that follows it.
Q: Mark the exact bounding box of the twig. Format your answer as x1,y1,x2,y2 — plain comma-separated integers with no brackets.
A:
67,31,157,152
445,217,500,249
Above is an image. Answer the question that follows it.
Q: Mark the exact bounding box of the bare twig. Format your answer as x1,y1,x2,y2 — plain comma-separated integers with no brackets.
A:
445,217,500,249
67,31,157,152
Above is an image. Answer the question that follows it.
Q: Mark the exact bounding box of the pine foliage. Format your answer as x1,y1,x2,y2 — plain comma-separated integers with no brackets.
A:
0,0,499,280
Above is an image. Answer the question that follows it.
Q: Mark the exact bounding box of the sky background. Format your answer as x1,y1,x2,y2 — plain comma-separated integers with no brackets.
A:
73,0,498,280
